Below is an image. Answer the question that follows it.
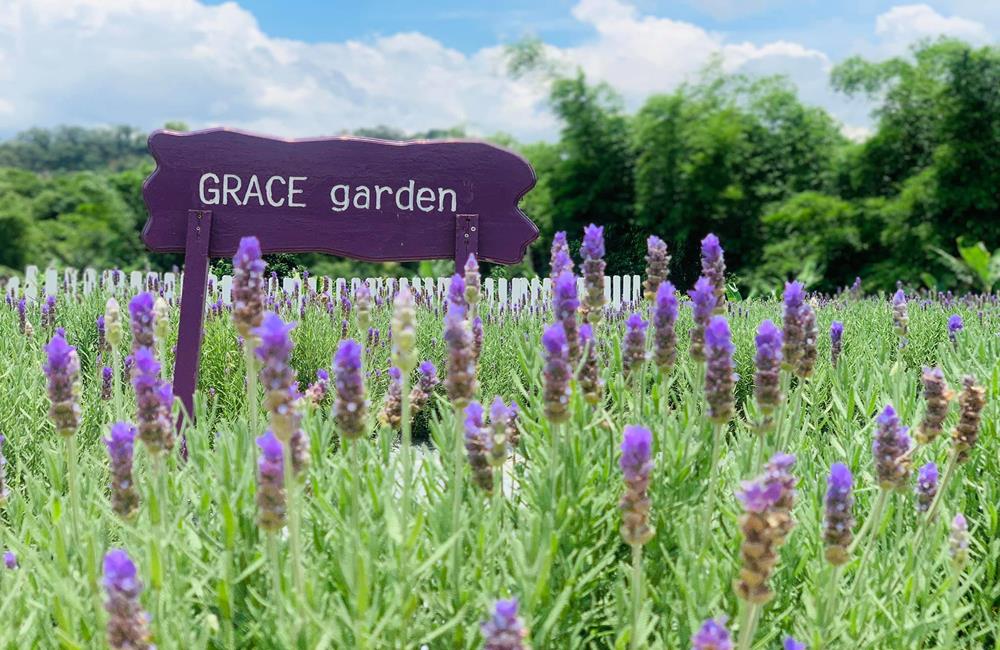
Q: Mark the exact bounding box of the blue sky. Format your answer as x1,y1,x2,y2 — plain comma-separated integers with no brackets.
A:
2,0,997,141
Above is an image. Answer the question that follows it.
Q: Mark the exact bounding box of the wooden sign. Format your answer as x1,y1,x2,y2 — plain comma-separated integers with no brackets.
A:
141,127,538,424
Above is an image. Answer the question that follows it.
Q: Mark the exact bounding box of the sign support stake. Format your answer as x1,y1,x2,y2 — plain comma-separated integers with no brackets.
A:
174,209,213,430
455,213,479,273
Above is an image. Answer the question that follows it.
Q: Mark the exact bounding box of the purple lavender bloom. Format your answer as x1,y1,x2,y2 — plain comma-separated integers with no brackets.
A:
691,617,732,650
17,298,26,334
781,281,806,370
950,513,969,567
688,276,717,361
333,339,368,440
652,281,678,372
103,549,152,649
409,360,439,414
553,271,579,321
444,302,477,407
104,422,139,520
464,401,493,493
131,347,174,454
581,224,605,259
620,425,654,546
823,462,854,565
481,598,528,649
892,289,909,346
704,316,736,424
550,231,573,280
3,551,16,570
622,313,648,377
464,254,482,307
872,404,912,490
830,321,844,368
253,312,299,440
737,478,783,513
256,430,286,531
578,323,604,405
128,292,156,352
947,314,963,345
754,320,783,417
232,236,266,338
448,273,468,313
44,331,81,437
643,235,670,300
700,233,726,312
784,637,807,650
541,322,572,424
915,462,938,513
97,314,107,353
101,366,114,401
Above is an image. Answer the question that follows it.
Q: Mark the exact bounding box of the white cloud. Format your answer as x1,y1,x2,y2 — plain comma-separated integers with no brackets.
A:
0,0,992,142
875,4,990,53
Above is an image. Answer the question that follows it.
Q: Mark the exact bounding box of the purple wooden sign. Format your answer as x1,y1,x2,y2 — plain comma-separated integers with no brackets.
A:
141,127,538,424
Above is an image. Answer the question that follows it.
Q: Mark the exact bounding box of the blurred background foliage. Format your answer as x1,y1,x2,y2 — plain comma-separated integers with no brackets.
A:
1,38,997,295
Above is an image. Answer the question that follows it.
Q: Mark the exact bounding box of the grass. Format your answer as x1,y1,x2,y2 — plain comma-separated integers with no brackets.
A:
0,281,997,648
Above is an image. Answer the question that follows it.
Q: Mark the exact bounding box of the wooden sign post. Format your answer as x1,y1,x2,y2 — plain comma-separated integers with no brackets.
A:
141,128,537,424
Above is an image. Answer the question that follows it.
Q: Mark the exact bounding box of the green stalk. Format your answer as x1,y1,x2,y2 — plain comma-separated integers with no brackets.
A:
400,373,412,551
64,435,81,547
267,531,283,600
943,569,961,648
351,439,367,649
630,544,643,650
245,345,259,438
149,454,169,642
849,490,890,601
701,422,725,540
280,438,304,605
736,602,762,650
112,347,123,420
450,407,464,597
819,565,842,647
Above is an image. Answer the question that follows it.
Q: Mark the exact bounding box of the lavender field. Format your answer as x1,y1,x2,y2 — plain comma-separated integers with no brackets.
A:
0,230,997,649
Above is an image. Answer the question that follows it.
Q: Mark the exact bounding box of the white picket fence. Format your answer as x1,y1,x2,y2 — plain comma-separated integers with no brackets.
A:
4,265,644,310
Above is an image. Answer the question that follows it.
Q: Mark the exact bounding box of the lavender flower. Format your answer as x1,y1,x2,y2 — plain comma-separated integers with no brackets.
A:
3,551,16,570
915,462,938,514
97,315,107,355
784,638,806,650
487,397,513,467
481,598,528,650
688,276,717,362
652,281,678,373
553,270,581,364
472,316,484,361
44,331,81,437
952,375,985,463
795,301,817,378
379,367,403,429
949,513,969,568
691,617,732,650
916,367,952,444
304,368,329,406
643,235,670,300
104,422,139,520
764,452,797,546
550,231,573,280
444,302,477,407
448,273,468,313
823,463,854,565
872,404,912,490
580,223,606,322
620,425,654,546
128,292,156,352
830,321,844,368
891,289,909,347
947,314,963,346
754,320,783,420
101,366,114,401
131,348,174,455
232,236,266,338
253,313,298,440
289,428,310,476
781,281,806,371
464,401,493,493
622,313,648,377
700,234,726,312
409,360,439,415
103,549,153,650
541,322,572,424
106,298,123,348
391,288,418,373
17,298,26,334
256,430,286,531
464,254,481,307
355,281,372,332
734,475,785,603
704,317,736,424
333,340,368,440
578,324,604,406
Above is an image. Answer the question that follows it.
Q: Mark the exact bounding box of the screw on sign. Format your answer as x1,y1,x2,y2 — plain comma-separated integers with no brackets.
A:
141,127,538,425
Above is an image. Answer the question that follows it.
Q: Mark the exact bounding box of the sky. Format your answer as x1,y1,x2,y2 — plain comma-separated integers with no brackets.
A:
1,0,997,142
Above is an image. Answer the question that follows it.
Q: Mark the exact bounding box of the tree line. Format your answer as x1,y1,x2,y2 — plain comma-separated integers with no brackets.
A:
1,38,997,293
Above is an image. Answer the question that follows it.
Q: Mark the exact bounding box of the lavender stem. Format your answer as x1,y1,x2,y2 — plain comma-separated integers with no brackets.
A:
736,602,761,650
280,437,304,610
701,421,725,540
244,345,259,446
849,489,890,601
630,543,643,650
65,435,81,546
450,406,464,598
